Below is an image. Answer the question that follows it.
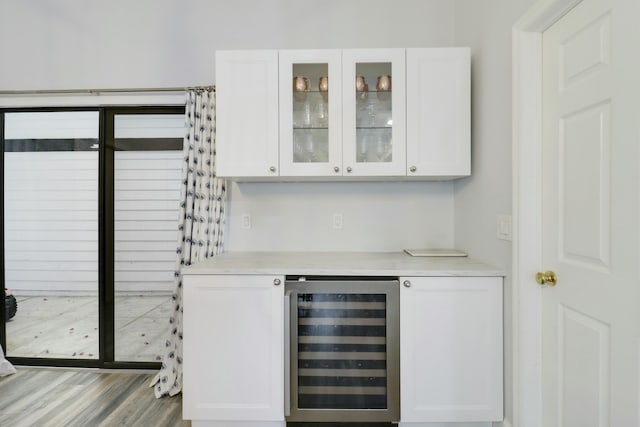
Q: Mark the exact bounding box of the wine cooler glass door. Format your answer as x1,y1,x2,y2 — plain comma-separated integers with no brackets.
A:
286,279,399,423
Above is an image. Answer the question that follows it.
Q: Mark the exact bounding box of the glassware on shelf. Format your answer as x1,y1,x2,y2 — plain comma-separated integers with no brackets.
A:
293,129,329,163
356,96,377,127
376,74,391,101
314,97,328,128
376,129,393,162
356,75,368,101
293,97,313,128
356,128,393,163
293,76,309,102
356,131,369,162
293,129,313,162
302,100,312,127
318,76,329,91
376,74,391,91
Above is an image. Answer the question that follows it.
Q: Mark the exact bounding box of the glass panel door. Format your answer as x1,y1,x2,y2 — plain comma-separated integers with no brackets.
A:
286,279,400,423
112,112,183,362
342,49,406,176
292,63,330,164
3,111,100,360
296,292,389,409
355,62,393,164
279,50,342,177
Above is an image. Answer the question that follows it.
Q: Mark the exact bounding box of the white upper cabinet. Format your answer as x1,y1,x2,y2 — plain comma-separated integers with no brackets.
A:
215,48,470,180
406,48,470,178
279,50,343,177
216,50,279,178
342,49,406,177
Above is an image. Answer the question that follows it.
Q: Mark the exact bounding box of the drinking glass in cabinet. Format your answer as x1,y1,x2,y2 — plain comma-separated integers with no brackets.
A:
356,128,392,163
354,62,393,164
293,76,309,100
293,129,329,163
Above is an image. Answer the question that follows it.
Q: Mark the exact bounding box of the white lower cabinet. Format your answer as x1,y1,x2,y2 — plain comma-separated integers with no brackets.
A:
399,276,503,424
183,274,285,427
183,273,503,426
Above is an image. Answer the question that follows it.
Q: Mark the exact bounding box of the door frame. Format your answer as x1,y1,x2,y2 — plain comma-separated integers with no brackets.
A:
511,1,583,426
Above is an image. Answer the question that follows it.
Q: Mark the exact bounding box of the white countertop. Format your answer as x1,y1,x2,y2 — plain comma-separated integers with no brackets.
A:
182,251,504,277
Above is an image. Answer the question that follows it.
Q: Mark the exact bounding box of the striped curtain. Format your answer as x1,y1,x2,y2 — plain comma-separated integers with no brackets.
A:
152,88,225,397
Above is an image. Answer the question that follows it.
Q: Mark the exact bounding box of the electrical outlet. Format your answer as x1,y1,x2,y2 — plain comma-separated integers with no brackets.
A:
241,214,251,229
333,213,343,229
497,214,512,241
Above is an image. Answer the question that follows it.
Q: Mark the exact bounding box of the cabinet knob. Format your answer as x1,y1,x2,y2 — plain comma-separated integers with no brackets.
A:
403,280,411,288
346,166,352,173
269,166,277,173
273,278,281,286
334,166,340,173
409,166,417,173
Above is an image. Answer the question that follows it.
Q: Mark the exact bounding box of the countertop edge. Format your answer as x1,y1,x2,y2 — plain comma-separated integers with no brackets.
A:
181,252,506,277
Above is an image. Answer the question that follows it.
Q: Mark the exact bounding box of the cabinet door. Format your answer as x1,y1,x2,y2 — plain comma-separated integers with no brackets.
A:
183,274,285,422
279,50,343,177
406,48,470,178
216,50,279,178
342,49,406,177
400,276,503,422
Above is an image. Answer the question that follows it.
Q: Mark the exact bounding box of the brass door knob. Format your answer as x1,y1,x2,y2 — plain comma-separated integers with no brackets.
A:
535,270,557,286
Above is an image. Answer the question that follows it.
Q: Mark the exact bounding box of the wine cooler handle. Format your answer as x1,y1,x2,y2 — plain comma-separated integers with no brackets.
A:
284,292,291,417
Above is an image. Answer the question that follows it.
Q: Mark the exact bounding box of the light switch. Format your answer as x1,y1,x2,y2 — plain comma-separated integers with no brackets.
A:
497,214,512,241
333,213,343,229
241,214,251,229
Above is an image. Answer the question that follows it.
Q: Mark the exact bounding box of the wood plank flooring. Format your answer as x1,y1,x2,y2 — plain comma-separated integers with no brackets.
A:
0,367,189,427
5,294,173,361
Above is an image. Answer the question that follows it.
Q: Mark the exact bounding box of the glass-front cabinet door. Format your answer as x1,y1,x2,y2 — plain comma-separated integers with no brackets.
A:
279,50,342,177
342,49,406,177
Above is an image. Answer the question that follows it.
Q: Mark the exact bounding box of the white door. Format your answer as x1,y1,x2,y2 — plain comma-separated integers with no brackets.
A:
541,0,639,425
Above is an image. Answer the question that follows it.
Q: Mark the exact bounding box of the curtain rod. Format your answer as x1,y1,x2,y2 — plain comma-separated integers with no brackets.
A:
0,85,215,95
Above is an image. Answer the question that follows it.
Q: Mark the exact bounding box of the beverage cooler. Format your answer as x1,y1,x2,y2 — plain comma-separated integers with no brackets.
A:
285,277,400,424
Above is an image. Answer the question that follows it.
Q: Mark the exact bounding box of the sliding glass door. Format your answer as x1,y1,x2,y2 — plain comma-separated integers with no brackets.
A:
109,111,183,363
3,111,100,360
1,106,184,367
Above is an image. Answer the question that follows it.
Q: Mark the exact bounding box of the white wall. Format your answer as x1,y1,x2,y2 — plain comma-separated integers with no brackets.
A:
0,0,460,253
452,1,537,425
226,181,455,252
0,0,455,90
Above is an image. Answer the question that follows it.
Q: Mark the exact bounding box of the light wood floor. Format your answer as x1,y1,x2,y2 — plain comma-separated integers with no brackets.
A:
5,295,172,361
0,367,189,427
